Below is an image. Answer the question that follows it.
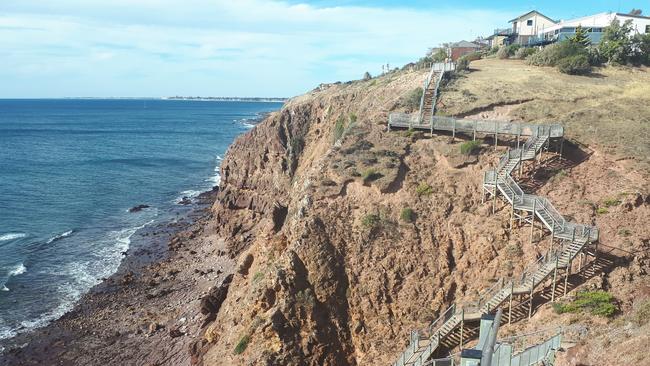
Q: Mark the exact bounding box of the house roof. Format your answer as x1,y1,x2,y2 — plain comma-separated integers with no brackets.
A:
540,12,649,34
449,40,480,48
509,10,557,24
616,12,650,20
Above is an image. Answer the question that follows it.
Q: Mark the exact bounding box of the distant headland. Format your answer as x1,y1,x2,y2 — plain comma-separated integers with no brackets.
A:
163,96,287,102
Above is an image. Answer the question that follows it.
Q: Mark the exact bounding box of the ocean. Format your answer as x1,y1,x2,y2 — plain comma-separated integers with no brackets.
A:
0,99,282,342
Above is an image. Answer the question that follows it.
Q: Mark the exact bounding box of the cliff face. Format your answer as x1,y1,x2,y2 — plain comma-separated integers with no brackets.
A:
199,64,650,365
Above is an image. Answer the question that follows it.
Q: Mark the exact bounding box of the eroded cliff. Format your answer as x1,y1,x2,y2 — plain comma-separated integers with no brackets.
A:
197,63,650,366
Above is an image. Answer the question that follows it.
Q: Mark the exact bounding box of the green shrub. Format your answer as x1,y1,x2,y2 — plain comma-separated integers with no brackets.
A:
362,214,381,228
431,48,447,62
400,208,415,223
488,46,499,55
416,182,433,196
464,52,482,62
603,197,622,207
333,117,345,142
596,207,609,215
456,57,470,71
514,47,538,59
362,168,382,183
403,87,423,111
557,54,591,75
528,41,587,67
496,47,509,59
553,290,616,317
234,335,250,355
460,140,481,155
599,19,634,65
506,44,521,55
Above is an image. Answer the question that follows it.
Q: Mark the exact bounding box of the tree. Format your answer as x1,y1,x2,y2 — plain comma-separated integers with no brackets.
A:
431,48,447,62
363,72,372,81
629,8,643,16
598,19,634,64
569,25,591,47
632,33,650,65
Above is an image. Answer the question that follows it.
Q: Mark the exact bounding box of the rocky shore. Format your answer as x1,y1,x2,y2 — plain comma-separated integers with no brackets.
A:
0,188,235,366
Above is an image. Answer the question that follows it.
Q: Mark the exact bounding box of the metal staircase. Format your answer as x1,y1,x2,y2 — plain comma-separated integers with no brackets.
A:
391,126,599,366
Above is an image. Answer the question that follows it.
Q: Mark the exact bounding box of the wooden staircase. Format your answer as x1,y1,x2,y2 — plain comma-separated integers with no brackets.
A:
391,128,599,366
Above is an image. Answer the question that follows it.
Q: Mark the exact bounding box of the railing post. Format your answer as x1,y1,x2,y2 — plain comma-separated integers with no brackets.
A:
452,119,456,141
508,281,514,325
460,308,465,348
551,256,558,302
495,121,498,150
528,284,534,319
564,258,571,296
550,221,555,251
473,120,477,141
530,200,536,244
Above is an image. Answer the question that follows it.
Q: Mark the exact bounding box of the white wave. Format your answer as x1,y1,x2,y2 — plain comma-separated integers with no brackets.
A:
46,230,74,244
179,190,202,199
8,263,26,277
216,155,223,161
0,233,27,242
1,263,27,292
206,172,221,186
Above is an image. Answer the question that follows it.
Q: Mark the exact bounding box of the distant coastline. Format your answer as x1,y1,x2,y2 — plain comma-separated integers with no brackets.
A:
164,96,287,102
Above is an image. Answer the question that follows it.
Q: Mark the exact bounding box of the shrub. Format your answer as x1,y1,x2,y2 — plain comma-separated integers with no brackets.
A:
403,87,423,111
416,182,433,196
460,140,481,155
496,47,510,59
596,207,608,215
599,19,634,64
400,208,415,223
464,52,482,62
618,228,632,237
514,47,538,59
363,71,372,81
528,41,587,67
362,168,382,183
488,46,499,55
632,300,650,326
234,335,250,355
557,54,591,75
553,290,616,317
431,48,447,62
333,117,345,142
603,197,622,207
456,57,470,71
361,213,381,228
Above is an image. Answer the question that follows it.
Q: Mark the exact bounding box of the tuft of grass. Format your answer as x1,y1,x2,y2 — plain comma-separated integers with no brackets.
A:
400,208,415,223
618,228,632,237
459,140,481,155
596,207,609,215
632,300,650,326
362,168,382,183
252,271,264,283
333,117,346,142
416,182,433,196
361,214,381,228
603,197,622,207
234,335,250,355
553,290,616,317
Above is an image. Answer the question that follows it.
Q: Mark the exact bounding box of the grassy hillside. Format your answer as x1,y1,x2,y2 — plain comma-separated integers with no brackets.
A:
438,59,650,176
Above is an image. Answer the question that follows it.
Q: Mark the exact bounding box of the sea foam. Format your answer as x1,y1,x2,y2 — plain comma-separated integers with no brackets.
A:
0,233,27,242
46,230,74,244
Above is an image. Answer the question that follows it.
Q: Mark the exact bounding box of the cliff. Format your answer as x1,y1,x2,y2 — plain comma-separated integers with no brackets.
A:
196,60,650,365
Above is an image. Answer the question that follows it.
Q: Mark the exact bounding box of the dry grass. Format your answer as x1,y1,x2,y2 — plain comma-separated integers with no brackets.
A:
439,59,650,174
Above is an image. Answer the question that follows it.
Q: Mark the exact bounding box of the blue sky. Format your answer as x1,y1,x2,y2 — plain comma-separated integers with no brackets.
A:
0,0,646,98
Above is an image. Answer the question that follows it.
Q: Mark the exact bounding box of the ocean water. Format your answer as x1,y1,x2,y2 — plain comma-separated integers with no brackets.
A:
0,99,282,342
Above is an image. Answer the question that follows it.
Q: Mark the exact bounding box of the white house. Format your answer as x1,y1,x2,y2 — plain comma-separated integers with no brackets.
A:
508,11,558,45
538,12,650,44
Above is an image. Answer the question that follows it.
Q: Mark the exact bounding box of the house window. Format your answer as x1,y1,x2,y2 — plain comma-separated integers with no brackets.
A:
646,25,650,33
527,19,533,26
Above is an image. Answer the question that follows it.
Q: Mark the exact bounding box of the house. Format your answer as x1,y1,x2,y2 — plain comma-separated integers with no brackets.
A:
537,12,650,45
486,28,514,48
448,41,481,61
508,10,558,45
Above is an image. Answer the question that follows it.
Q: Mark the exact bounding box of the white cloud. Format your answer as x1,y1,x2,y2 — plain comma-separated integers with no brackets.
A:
0,0,517,97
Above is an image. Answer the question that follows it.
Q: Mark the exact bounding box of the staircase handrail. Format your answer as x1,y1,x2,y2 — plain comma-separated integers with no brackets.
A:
426,303,456,337
418,65,437,123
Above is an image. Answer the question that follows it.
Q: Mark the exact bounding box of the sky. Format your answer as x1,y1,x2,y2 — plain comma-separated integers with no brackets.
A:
0,0,647,98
